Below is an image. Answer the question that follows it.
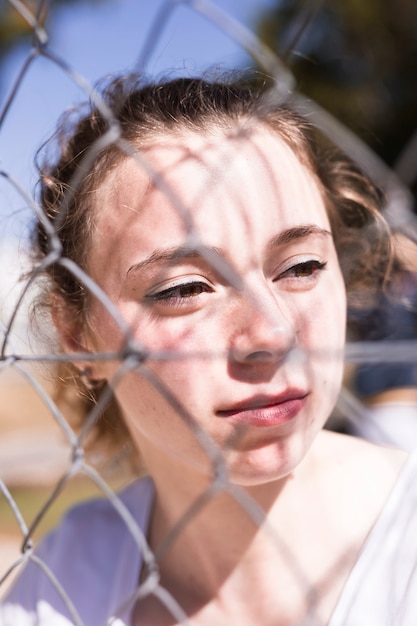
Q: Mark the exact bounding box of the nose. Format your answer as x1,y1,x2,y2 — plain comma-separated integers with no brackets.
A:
228,285,295,366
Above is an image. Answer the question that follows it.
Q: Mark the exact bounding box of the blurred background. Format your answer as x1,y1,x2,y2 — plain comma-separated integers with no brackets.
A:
0,0,416,587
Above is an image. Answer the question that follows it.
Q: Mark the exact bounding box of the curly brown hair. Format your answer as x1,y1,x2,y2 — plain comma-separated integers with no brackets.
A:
33,73,392,457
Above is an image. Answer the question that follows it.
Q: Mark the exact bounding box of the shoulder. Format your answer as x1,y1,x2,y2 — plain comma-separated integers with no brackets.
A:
35,474,154,566
1,475,155,626
312,431,410,527
324,435,417,624
317,429,408,478
57,473,154,538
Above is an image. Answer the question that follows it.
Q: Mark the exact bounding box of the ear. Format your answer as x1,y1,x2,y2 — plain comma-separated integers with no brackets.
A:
51,292,96,372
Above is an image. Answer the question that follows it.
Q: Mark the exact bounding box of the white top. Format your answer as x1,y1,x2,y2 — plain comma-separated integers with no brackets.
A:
2,452,417,626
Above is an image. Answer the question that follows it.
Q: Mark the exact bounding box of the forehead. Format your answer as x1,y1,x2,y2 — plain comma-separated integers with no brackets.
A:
89,127,330,281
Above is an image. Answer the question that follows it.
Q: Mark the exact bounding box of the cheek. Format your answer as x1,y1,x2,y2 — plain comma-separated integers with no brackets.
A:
308,270,346,341
295,276,346,385
113,368,203,466
88,300,216,357
141,317,220,399
110,319,221,454
90,303,222,404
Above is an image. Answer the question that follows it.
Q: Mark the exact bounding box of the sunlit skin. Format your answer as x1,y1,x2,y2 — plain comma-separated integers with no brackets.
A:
81,126,347,486
57,125,407,625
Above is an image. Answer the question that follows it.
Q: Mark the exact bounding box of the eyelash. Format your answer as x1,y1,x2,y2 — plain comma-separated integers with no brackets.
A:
277,259,327,281
145,281,213,305
145,260,327,307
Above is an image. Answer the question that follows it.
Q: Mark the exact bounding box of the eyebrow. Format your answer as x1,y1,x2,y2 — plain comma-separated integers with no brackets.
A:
127,245,224,275
127,224,332,276
266,224,332,252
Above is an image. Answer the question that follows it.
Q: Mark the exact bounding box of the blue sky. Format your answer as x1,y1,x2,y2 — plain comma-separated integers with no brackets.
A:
0,0,276,350
0,0,277,240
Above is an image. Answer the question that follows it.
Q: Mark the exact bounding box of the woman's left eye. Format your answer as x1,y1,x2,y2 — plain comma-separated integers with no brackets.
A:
145,281,213,304
278,260,327,281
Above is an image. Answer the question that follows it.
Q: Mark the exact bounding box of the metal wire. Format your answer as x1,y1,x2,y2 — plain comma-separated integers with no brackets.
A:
0,1,417,625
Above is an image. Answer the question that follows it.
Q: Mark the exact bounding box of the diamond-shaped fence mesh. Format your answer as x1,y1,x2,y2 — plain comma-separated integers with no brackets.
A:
0,1,417,625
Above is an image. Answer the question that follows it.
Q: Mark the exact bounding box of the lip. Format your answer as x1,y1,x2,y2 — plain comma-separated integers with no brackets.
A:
216,390,309,427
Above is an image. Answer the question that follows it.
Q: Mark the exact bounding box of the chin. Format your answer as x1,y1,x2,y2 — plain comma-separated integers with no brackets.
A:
226,435,312,488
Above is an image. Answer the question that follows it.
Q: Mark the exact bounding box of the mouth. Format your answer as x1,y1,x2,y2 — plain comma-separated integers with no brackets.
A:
216,390,309,427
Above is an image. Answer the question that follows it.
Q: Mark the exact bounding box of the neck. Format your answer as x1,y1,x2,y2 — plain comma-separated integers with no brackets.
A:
144,443,318,614
135,431,408,625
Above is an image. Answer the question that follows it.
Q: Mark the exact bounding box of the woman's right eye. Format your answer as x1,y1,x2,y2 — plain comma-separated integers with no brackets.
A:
145,280,213,307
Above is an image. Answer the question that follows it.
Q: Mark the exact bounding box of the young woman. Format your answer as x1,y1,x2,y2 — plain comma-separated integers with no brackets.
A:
2,75,416,626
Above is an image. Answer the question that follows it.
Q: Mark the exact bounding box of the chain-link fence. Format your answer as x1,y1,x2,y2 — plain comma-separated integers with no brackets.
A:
1,1,417,625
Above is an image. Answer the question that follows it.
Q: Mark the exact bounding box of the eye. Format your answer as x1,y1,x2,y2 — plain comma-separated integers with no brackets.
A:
145,280,213,306
276,259,327,284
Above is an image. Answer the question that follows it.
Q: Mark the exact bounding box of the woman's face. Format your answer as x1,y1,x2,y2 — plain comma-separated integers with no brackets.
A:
83,125,346,486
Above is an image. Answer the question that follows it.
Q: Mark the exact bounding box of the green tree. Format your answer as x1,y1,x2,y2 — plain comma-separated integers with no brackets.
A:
257,0,417,171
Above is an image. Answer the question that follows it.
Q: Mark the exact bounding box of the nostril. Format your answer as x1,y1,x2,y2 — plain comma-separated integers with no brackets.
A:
231,346,292,365
245,350,275,362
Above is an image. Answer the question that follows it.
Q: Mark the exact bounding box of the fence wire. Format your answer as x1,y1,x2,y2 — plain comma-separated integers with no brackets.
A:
0,1,417,625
